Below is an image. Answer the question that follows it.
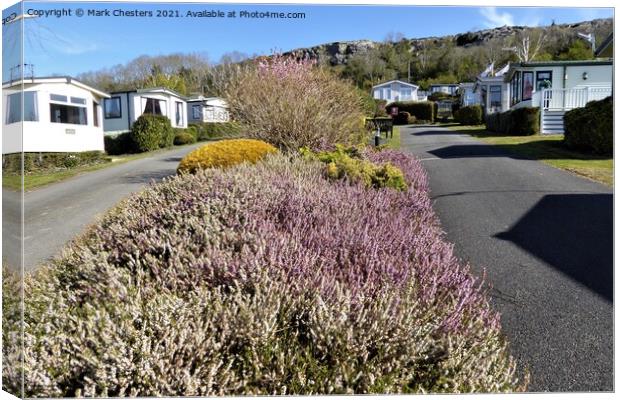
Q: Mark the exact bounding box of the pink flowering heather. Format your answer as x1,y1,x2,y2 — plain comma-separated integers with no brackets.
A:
257,53,316,80
3,150,526,397
224,55,366,151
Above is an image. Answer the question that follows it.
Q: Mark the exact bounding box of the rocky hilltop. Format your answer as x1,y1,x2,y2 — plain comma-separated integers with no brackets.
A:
284,39,378,65
283,18,612,66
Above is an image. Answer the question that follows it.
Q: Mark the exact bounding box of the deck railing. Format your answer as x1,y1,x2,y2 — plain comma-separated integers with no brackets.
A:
539,87,612,111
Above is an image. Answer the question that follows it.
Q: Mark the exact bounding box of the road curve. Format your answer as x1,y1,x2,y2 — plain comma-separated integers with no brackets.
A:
2,143,203,271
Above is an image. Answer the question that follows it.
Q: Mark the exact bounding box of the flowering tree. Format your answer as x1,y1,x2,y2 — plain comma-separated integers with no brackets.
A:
224,55,366,151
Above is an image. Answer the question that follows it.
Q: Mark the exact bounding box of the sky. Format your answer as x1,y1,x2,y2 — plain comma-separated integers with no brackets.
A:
1,2,614,81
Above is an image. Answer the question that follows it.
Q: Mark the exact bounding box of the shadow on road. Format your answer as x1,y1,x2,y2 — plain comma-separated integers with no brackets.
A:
430,144,507,159
163,156,183,163
429,142,612,162
494,194,613,302
121,170,175,184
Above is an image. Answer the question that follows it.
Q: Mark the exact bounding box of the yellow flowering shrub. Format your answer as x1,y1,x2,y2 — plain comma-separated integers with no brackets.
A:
177,139,278,174
302,145,407,191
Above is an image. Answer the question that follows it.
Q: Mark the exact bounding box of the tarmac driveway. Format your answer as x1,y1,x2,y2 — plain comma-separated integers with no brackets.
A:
2,143,203,271
401,125,613,392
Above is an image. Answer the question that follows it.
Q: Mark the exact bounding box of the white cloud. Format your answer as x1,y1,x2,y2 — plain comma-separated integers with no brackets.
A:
480,7,515,28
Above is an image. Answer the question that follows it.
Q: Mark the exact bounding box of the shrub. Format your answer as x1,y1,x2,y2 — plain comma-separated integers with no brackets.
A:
191,121,244,141
428,91,455,102
485,107,539,136
386,101,435,123
455,105,483,125
393,111,413,125
177,138,277,174
104,132,135,155
2,151,110,173
159,122,175,149
303,145,408,191
451,102,461,115
563,96,612,155
3,151,525,396
359,89,387,117
509,107,540,135
186,125,199,140
130,114,173,153
223,55,366,151
372,99,388,117
173,129,197,146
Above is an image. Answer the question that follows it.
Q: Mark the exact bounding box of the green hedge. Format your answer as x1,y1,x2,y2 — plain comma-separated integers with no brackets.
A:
485,107,540,136
454,105,483,125
563,96,612,155
160,121,175,149
173,130,197,145
189,122,244,141
428,91,456,102
386,101,435,123
2,151,110,174
392,111,415,125
130,114,174,153
104,132,135,155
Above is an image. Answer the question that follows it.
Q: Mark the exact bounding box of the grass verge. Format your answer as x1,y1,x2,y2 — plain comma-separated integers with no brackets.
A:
385,126,401,149
2,143,201,192
448,125,613,187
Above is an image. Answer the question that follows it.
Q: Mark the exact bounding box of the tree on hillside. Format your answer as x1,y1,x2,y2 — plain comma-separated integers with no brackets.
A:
504,31,546,62
556,39,593,60
142,72,188,95
343,49,388,88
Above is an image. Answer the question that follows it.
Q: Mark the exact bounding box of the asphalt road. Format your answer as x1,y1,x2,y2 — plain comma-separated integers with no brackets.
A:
2,143,203,271
401,125,613,392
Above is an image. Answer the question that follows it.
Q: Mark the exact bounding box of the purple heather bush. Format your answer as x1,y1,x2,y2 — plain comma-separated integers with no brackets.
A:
3,150,526,396
222,55,367,151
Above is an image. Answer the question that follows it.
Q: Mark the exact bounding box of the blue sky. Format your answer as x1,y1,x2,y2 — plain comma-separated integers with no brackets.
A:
2,2,614,81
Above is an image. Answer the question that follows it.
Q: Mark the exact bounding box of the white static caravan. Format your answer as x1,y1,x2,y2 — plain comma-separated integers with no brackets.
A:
103,87,188,135
187,96,230,123
458,82,480,106
2,76,109,154
474,65,511,115
505,60,613,110
371,80,419,103
504,60,612,134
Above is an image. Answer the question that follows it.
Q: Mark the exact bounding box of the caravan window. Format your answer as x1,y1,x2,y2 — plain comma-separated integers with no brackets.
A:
522,72,534,100
401,87,412,100
93,102,100,127
142,97,166,116
71,97,86,105
50,103,87,125
104,97,122,118
489,85,502,109
536,71,552,91
50,94,67,102
176,101,183,125
49,92,88,125
510,72,520,105
6,91,38,124
192,104,202,119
